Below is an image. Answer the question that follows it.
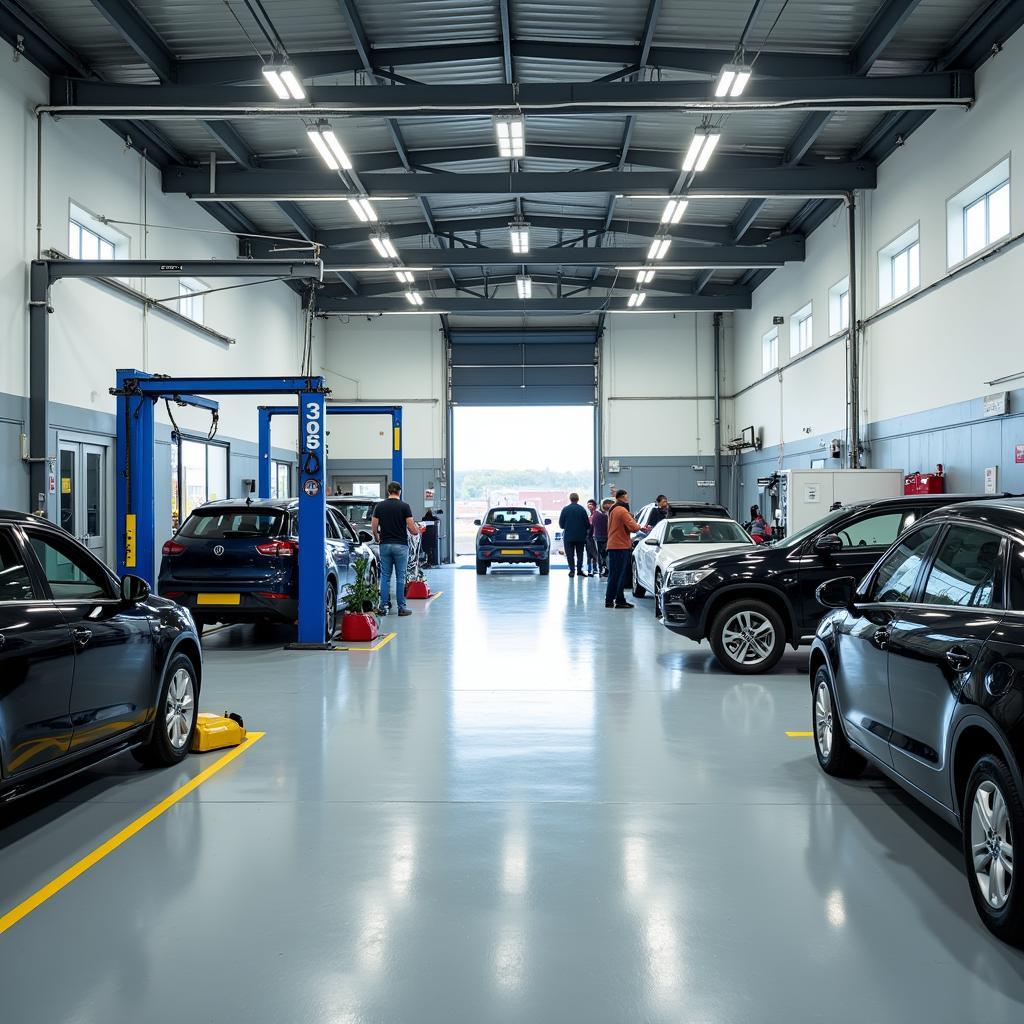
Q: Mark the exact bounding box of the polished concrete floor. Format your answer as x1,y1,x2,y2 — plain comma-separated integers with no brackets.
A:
2,564,1024,1023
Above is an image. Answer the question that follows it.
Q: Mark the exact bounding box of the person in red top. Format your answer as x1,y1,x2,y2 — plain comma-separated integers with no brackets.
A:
605,488,649,608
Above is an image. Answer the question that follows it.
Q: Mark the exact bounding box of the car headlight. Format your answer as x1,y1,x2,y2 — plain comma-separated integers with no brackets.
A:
666,567,714,588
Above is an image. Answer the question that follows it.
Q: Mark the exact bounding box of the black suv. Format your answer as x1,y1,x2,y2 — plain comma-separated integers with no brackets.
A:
811,499,1024,943
0,510,202,800
659,493,995,673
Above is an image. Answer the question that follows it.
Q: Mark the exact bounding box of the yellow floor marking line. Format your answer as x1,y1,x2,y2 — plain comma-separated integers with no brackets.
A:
425,590,444,601
333,631,397,653
0,732,265,936
786,731,814,738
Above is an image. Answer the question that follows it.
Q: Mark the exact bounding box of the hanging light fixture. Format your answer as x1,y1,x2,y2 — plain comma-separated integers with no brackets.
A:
347,197,378,222
307,121,352,171
262,63,306,100
509,220,530,254
661,198,688,224
394,269,415,284
682,127,721,172
370,232,398,259
647,236,671,260
627,290,646,308
405,290,424,306
494,114,526,158
636,268,655,284
516,274,532,299
715,64,752,98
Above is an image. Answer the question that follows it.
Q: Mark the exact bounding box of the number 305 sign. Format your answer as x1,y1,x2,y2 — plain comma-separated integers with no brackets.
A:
304,400,321,451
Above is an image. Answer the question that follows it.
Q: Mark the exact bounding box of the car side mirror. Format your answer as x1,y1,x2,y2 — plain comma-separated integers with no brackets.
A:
816,576,858,612
815,533,843,556
544,518,552,526
473,519,481,526
644,537,660,546
120,574,151,604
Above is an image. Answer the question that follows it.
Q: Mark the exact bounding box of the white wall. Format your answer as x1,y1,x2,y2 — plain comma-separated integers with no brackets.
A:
320,315,446,460
602,312,719,457
732,27,1024,449
0,42,307,453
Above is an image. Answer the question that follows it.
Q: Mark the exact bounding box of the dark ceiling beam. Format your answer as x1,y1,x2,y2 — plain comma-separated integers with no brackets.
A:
86,0,175,83
166,164,878,198
317,294,753,314
55,73,975,116
169,41,855,88
499,0,513,83
0,0,93,76
738,0,772,50
204,121,260,170
850,0,926,75
322,238,802,269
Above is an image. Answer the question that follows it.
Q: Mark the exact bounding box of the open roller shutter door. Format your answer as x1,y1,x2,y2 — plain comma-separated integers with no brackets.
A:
450,329,597,406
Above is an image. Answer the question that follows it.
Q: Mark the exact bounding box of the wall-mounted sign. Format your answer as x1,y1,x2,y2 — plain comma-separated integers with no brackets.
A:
1016,444,1024,464
303,478,321,497
607,459,620,473
160,264,183,272
984,467,999,494
695,480,715,488
772,315,785,325
983,392,1009,417
424,488,435,501
805,484,821,503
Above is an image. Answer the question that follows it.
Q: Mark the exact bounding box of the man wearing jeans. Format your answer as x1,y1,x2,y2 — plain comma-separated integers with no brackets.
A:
371,482,420,617
605,489,648,608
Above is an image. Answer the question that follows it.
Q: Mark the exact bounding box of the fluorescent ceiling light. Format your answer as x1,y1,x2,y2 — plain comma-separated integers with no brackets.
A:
636,269,655,284
715,64,752,98
682,127,721,173
509,222,530,254
324,265,434,273
262,64,305,100
627,291,646,308
307,123,352,171
516,274,532,299
347,197,378,222
494,115,526,158
647,237,671,260
370,233,398,259
394,269,415,283
405,290,424,306
661,198,688,224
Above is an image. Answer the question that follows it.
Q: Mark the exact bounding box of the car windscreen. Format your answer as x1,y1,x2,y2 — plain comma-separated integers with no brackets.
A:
486,507,540,525
664,519,751,544
178,509,284,539
774,507,853,549
334,501,375,526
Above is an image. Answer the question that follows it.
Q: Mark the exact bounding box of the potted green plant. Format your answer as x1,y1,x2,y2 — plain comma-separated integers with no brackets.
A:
340,556,380,642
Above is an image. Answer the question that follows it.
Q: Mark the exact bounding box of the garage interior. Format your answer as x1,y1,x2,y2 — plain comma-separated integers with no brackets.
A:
2,0,1024,1019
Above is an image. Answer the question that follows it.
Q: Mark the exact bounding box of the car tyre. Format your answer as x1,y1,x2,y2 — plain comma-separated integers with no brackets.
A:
325,579,337,642
134,652,198,768
812,667,865,778
963,755,1023,945
709,599,785,674
539,558,550,576
631,560,647,598
476,559,489,575
654,570,663,618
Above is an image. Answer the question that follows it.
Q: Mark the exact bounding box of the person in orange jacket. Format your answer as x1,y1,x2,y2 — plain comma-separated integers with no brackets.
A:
605,488,650,608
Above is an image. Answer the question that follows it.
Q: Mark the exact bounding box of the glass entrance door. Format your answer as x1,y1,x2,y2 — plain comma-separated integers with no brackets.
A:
57,441,107,562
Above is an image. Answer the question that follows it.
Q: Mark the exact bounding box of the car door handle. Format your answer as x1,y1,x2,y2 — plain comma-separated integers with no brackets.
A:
945,647,973,671
72,627,93,647
0,632,5,649
874,628,890,649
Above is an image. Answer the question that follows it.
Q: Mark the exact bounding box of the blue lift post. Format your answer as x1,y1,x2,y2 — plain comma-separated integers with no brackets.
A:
114,371,332,647
257,405,403,499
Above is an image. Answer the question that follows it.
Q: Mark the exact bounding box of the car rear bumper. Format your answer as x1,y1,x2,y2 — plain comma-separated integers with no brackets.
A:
478,545,549,564
158,588,298,624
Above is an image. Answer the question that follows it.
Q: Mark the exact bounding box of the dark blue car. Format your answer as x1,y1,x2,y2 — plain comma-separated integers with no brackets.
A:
158,498,376,640
475,506,551,575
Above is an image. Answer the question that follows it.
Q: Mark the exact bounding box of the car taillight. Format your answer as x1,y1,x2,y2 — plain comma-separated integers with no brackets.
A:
161,591,184,599
162,540,185,556
256,540,298,557
480,526,496,534
256,591,290,600
529,526,546,534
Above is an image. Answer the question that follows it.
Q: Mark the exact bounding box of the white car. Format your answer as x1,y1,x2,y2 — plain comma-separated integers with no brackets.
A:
631,516,755,611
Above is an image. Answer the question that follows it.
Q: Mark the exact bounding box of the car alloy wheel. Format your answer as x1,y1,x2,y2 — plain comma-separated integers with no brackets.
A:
721,609,776,666
814,680,833,760
654,572,662,617
325,582,337,641
971,780,1014,910
165,667,195,751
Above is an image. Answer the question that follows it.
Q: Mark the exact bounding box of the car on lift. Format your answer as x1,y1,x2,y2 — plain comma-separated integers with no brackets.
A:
810,498,1024,943
658,492,998,674
328,495,378,545
632,515,755,605
158,498,376,640
0,510,202,800
475,506,552,575
630,499,731,548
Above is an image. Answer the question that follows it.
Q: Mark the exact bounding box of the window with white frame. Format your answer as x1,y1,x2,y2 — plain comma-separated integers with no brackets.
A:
828,276,850,335
761,327,779,375
272,461,291,499
878,224,920,306
176,278,206,324
947,159,1010,267
68,202,126,261
790,303,813,357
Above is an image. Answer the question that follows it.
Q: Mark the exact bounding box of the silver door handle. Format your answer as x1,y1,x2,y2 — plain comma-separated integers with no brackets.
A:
945,647,972,671
0,632,5,649
72,627,93,647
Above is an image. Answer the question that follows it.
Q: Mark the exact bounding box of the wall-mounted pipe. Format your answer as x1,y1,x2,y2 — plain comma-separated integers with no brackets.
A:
846,191,861,469
713,312,722,505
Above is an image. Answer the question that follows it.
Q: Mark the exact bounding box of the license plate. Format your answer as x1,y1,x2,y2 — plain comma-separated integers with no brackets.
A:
197,593,241,605
501,549,524,555
506,533,519,540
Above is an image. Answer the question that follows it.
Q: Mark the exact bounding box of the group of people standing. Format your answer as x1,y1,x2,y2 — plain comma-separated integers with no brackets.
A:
559,490,652,608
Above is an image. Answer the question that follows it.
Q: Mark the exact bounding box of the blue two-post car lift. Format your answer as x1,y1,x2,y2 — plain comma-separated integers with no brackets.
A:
113,369,333,647
256,404,403,498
